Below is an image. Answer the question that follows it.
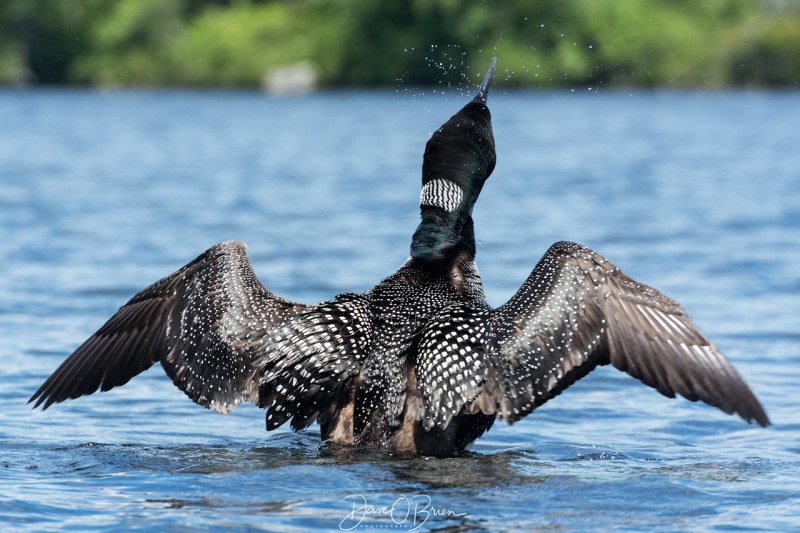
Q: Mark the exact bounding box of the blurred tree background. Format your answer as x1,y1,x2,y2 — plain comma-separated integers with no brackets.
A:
1,0,798,88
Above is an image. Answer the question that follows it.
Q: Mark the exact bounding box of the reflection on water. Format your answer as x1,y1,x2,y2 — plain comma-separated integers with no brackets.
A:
1,89,798,531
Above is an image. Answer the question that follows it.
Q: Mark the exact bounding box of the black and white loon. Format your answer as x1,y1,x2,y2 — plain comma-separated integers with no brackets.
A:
30,58,769,455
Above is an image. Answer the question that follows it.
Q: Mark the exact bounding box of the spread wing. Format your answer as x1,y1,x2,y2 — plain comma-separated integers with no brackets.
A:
415,241,770,430
29,240,306,414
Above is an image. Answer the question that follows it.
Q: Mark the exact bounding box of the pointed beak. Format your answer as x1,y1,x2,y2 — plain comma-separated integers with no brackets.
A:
472,57,498,105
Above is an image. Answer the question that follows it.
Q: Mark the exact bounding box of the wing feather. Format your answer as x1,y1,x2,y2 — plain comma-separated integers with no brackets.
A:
30,240,305,413
415,241,769,429
257,293,372,431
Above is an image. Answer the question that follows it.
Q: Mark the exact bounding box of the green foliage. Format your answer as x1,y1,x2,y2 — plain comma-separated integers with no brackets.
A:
0,0,798,87
163,1,350,86
0,0,105,84
726,15,800,85
70,0,184,86
0,41,27,85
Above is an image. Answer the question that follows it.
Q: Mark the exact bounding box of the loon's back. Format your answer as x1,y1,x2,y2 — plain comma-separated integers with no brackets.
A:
314,253,492,455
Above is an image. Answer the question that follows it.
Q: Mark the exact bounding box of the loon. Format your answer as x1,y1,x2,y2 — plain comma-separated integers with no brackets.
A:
30,58,769,456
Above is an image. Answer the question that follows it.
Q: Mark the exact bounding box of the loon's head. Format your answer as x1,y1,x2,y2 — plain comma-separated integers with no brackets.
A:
410,57,497,263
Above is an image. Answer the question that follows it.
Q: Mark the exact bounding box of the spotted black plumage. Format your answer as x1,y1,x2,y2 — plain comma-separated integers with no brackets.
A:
30,241,305,414
257,293,372,431
30,57,770,456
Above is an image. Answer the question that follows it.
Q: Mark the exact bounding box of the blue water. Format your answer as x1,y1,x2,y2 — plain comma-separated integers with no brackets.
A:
1,88,799,532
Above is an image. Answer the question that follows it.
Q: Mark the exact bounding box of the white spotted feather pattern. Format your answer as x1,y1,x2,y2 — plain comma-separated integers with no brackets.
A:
352,261,484,443
257,293,372,431
415,303,491,430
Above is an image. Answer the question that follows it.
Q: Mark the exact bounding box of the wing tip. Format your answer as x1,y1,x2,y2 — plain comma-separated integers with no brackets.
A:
28,388,57,411
27,393,43,410
747,407,771,428
218,239,248,252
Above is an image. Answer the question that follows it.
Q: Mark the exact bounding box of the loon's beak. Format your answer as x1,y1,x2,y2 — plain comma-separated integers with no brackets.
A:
472,57,498,105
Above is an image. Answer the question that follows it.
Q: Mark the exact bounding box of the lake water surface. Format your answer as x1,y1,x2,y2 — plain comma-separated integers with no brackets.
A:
1,88,799,531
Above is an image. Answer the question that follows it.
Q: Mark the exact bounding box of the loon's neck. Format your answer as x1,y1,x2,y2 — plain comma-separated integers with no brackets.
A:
409,215,476,268
407,58,496,269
